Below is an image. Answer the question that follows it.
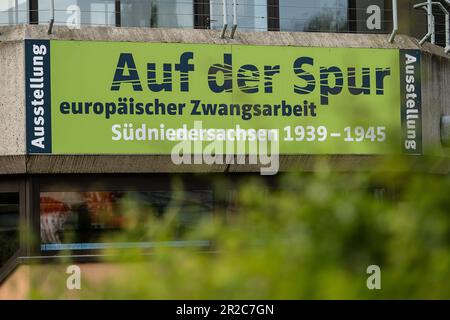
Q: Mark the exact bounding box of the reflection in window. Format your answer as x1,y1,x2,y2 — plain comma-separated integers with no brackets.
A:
38,0,116,26
210,0,267,31
279,0,348,32
0,0,28,25
354,0,386,33
40,190,213,251
0,193,20,269
121,0,194,28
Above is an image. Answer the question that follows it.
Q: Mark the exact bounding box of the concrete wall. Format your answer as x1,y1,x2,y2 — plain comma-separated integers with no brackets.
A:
0,25,449,174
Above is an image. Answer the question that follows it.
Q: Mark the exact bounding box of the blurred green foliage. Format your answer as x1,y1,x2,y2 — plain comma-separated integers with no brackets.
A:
30,158,450,299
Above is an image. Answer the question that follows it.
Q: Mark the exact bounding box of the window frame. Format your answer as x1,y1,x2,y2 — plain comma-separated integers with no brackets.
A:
194,0,210,29
267,0,280,31
269,0,356,33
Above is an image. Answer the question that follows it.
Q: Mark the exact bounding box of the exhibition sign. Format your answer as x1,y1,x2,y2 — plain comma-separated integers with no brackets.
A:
25,40,422,155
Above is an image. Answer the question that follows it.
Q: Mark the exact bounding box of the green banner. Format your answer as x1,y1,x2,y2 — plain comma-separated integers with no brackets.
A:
25,40,421,155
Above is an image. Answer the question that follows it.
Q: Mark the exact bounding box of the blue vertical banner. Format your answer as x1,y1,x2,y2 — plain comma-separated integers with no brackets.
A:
25,39,52,154
400,49,422,154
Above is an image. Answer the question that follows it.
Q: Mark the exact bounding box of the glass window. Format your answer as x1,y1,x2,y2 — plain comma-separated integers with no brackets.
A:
121,0,194,28
0,0,28,25
40,190,213,252
0,193,20,269
210,0,267,31
279,0,348,32
38,0,116,26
